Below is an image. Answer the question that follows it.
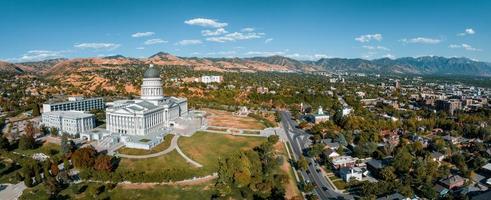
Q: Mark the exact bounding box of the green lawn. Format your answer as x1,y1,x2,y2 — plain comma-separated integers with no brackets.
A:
108,183,215,200
99,132,265,182
333,179,347,190
117,134,174,155
21,181,217,200
178,131,266,173
14,142,61,157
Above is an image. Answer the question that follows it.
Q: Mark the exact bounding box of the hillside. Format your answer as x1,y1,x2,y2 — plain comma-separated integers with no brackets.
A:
314,56,491,76
0,61,27,73
1,53,491,76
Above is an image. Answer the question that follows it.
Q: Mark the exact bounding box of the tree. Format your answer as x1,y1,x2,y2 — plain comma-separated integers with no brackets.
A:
94,155,112,172
308,143,325,157
34,166,42,184
31,103,40,117
43,160,51,177
0,135,9,150
267,135,279,144
63,157,71,170
71,146,97,169
25,121,35,138
50,162,60,176
18,135,36,150
50,127,59,137
297,156,309,171
380,166,397,181
60,133,72,154
392,148,414,174
45,176,61,197
24,173,34,187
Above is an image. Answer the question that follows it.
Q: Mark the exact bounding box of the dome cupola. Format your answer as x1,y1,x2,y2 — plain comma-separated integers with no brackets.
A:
143,64,160,78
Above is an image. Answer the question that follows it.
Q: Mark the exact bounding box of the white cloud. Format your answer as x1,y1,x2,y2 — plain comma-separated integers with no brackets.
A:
184,18,228,28
355,33,382,43
362,45,390,51
458,28,475,36
10,50,66,62
245,51,328,60
449,43,481,51
144,39,167,45
207,51,236,55
383,54,396,59
362,51,378,59
241,27,255,32
175,39,202,46
74,43,120,50
131,32,155,38
206,32,264,42
136,47,145,50
400,37,441,44
201,28,228,36
245,51,286,56
265,38,273,44
285,53,329,60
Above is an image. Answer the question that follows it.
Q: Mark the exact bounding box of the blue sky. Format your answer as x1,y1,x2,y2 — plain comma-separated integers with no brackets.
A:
1,0,490,62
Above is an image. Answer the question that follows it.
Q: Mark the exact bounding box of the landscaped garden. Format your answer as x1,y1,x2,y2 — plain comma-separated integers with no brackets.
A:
117,134,174,155
88,131,266,183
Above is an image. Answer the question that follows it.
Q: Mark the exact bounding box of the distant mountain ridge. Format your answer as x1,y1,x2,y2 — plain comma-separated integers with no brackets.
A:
313,56,491,76
1,52,491,76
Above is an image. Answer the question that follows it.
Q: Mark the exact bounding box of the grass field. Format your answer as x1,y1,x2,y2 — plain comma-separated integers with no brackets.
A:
21,181,218,200
203,108,266,130
332,179,347,190
109,183,215,200
14,142,61,157
178,131,266,173
115,132,265,181
117,134,174,155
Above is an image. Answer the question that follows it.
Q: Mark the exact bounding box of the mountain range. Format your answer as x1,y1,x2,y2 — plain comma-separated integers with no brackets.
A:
1,52,490,76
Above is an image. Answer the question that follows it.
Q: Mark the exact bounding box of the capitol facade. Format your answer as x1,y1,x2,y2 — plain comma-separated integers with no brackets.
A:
82,64,189,149
105,64,187,136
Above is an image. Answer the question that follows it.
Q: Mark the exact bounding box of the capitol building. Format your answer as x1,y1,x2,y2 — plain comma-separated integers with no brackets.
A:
106,64,187,136
82,64,189,149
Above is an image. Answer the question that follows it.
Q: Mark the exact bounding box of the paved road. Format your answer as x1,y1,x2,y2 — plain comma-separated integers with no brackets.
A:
0,182,27,200
280,111,353,200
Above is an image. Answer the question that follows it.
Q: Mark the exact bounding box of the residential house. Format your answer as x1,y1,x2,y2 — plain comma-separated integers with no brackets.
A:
440,175,465,189
430,151,446,162
332,156,356,169
339,167,363,182
323,149,340,159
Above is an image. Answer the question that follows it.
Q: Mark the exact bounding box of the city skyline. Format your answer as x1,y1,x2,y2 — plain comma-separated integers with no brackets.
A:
1,0,490,62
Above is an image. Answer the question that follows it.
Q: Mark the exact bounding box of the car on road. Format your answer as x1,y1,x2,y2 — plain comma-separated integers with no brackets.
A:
322,186,328,191
316,168,321,173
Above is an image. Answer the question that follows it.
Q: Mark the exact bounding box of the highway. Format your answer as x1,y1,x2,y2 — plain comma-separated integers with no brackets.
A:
279,111,353,200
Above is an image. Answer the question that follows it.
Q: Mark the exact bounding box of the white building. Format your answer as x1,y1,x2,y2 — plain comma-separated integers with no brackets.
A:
339,167,363,182
42,111,95,136
314,106,330,124
342,107,352,116
201,75,223,84
101,64,188,149
43,97,104,113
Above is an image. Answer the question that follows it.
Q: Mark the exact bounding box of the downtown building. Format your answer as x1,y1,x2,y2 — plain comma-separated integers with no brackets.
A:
42,96,104,113
41,111,95,136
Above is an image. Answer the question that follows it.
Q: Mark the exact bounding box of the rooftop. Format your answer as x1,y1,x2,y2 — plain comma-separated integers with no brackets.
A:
43,111,94,119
